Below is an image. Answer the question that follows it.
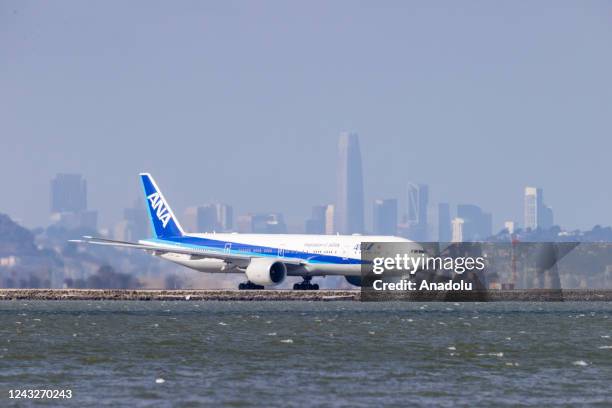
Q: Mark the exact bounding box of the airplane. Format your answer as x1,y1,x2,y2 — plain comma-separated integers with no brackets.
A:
72,173,415,290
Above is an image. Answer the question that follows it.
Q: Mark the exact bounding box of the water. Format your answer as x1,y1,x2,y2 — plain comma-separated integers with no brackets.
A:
1,301,611,407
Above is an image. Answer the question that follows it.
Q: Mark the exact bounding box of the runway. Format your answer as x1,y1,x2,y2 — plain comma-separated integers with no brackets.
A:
0,289,359,301
1,289,612,301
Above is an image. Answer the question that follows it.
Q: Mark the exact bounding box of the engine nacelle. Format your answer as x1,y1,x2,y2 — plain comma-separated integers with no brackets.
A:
345,276,363,287
245,258,287,286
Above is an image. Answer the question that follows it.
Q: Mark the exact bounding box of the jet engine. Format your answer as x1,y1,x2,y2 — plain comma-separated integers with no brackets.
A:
345,276,363,287
245,258,287,286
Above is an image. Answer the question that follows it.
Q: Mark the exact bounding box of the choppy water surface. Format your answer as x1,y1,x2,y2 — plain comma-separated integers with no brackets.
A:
0,301,611,407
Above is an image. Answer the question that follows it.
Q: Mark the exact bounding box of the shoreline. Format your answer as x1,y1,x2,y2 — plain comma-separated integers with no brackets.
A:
1,289,612,301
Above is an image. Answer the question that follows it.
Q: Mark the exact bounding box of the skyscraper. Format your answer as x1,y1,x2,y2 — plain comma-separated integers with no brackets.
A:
541,205,554,229
373,199,398,235
236,213,287,234
451,217,465,242
325,204,335,235
183,205,217,232
456,204,492,241
524,187,541,230
123,198,148,239
215,203,233,231
49,173,97,230
305,205,327,234
114,198,148,241
438,202,451,242
524,187,554,230
407,183,428,225
405,182,429,240
335,132,364,234
50,173,87,213
183,203,233,232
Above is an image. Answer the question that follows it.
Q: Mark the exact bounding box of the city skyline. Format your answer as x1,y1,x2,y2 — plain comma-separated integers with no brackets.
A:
2,1,612,230
39,133,573,240
5,135,604,233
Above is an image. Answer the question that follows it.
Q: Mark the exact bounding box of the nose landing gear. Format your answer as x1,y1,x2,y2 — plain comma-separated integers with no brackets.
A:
238,281,265,290
293,276,319,290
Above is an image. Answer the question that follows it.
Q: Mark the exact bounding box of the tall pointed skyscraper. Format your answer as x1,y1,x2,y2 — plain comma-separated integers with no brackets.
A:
335,132,364,234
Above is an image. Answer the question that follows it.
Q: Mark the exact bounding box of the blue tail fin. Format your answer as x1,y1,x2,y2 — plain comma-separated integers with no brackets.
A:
140,173,184,238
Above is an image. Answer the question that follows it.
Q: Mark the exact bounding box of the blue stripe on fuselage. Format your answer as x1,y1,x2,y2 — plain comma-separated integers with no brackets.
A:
147,235,363,265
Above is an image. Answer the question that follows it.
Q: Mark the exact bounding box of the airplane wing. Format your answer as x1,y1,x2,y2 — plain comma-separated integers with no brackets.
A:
69,236,305,266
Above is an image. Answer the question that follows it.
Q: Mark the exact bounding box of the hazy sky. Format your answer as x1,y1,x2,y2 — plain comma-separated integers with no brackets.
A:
2,0,611,231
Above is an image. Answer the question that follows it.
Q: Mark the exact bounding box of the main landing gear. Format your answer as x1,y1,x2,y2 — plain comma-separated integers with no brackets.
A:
293,276,319,290
238,281,264,290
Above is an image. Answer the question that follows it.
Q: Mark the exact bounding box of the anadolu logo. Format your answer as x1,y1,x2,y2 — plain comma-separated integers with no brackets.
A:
147,192,172,228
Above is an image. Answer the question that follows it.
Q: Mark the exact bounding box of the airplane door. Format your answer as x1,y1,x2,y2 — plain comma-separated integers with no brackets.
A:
224,243,232,253
278,247,285,257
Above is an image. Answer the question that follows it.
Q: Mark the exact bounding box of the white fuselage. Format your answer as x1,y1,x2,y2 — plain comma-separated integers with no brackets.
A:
141,233,414,277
